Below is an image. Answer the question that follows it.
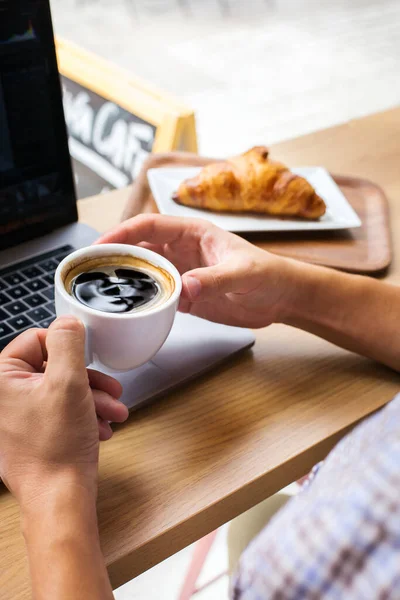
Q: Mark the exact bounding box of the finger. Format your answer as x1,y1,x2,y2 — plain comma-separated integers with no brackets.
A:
93,390,129,423
137,241,166,256
138,242,194,277
178,296,192,314
95,214,205,247
44,316,87,390
87,369,123,399
182,261,247,301
1,328,47,372
98,417,113,441
187,299,244,327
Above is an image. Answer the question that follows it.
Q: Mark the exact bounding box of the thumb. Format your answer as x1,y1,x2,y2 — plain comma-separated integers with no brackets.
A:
45,316,87,390
182,262,246,302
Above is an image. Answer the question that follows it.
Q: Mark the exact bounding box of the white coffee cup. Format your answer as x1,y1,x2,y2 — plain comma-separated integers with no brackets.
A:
54,244,182,372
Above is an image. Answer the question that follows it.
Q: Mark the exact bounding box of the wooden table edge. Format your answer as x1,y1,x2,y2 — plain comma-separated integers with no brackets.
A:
107,403,384,587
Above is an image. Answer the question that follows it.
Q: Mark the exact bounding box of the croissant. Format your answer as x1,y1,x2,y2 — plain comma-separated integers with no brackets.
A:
172,146,326,219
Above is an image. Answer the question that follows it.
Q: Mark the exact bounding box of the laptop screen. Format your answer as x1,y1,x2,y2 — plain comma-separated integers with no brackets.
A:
0,0,77,250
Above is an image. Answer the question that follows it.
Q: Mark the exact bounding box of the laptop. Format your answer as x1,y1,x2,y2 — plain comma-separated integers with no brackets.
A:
0,0,98,350
0,0,255,409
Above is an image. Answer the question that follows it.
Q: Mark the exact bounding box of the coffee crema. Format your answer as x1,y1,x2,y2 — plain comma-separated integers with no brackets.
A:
64,255,175,314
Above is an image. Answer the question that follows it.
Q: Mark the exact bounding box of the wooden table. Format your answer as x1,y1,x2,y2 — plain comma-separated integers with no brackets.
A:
1,107,400,599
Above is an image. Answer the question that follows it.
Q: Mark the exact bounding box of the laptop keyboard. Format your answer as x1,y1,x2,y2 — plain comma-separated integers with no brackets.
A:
0,245,74,351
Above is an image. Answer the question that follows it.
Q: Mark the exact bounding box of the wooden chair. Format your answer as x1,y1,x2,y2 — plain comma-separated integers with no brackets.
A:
178,529,227,600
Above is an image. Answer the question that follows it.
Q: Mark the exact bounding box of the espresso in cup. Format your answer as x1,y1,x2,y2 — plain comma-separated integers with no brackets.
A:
64,255,175,315
55,244,182,371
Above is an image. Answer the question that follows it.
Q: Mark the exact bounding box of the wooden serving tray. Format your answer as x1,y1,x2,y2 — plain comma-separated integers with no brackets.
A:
107,162,392,276
244,175,392,274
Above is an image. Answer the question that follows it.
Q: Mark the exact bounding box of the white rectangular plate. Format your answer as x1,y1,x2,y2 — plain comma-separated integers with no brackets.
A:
148,166,361,233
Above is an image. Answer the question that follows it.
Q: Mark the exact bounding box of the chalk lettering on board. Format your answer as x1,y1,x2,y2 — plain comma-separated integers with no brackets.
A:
61,77,156,198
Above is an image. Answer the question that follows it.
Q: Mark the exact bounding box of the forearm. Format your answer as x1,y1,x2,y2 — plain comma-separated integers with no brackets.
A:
281,260,400,371
21,477,113,600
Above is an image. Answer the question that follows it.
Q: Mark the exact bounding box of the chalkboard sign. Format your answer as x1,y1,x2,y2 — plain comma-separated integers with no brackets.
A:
56,38,197,199
62,76,156,196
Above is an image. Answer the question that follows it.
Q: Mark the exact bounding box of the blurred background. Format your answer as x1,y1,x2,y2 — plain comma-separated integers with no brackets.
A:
49,1,400,597
51,0,400,157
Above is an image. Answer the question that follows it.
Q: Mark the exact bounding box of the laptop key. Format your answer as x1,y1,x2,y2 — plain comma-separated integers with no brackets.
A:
0,292,11,306
40,259,59,271
0,323,13,338
55,250,73,262
39,317,56,329
4,300,28,316
25,293,46,308
44,275,55,286
27,307,51,323
42,288,55,301
8,315,32,331
22,266,44,279
3,273,26,286
25,279,47,293
0,308,9,320
0,280,9,292
45,303,56,315
7,285,30,300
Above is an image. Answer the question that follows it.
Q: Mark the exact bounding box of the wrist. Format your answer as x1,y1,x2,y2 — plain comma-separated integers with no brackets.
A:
20,470,111,600
273,258,334,325
266,255,317,324
21,470,99,543
278,258,360,331
18,467,98,518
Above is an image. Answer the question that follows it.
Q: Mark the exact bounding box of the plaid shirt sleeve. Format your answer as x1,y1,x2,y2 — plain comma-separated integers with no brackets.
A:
231,394,400,600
